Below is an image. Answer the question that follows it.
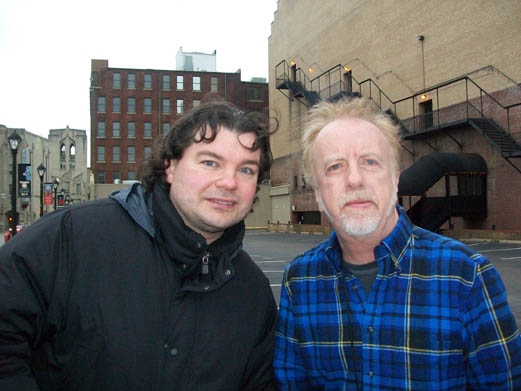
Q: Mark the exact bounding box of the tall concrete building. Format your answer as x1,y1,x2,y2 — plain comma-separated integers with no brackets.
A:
90,59,269,185
268,0,521,231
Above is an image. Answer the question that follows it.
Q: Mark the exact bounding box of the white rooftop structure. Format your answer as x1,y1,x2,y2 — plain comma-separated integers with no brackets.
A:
176,47,216,72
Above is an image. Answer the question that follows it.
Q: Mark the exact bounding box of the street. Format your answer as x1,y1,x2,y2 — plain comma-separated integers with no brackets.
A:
244,231,521,327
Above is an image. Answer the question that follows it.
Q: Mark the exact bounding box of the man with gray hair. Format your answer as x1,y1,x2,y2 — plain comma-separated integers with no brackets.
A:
274,96,521,390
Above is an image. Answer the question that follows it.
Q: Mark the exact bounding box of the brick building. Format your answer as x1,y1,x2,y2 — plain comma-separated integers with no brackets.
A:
89,59,268,184
267,0,521,232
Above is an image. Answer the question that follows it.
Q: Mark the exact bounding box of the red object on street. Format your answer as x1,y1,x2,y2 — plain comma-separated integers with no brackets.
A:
4,231,11,243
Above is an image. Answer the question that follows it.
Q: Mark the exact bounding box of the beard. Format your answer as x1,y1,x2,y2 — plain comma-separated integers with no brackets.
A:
318,188,398,237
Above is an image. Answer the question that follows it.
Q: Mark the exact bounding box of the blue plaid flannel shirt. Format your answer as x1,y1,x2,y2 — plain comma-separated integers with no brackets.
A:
274,206,521,390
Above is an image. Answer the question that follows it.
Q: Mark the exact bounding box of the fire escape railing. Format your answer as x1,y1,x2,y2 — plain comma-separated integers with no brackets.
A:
275,60,521,140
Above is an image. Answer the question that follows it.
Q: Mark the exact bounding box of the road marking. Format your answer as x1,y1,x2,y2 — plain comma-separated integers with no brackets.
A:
479,247,521,253
257,260,288,263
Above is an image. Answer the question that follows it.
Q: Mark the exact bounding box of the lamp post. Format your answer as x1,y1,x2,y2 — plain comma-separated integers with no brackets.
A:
37,163,46,217
8,131,22,236
53,179,59,211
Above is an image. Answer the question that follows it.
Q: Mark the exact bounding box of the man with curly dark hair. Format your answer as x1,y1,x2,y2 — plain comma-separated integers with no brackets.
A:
0,101,278,391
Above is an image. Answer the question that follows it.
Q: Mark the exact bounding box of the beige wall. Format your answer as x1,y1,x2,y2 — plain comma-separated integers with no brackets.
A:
245,183,272,228
268,0,521,230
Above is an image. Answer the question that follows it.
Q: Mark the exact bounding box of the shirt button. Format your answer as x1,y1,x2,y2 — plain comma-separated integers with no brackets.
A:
170,347,179,357
368,326,374,333
353,285,359,291
225,269,231,276
368,370,375,378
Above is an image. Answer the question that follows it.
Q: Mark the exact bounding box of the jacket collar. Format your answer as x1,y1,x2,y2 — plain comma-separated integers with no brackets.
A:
152,183,244,291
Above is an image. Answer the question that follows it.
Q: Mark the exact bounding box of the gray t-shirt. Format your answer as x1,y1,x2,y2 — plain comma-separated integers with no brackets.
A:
343,261,378,295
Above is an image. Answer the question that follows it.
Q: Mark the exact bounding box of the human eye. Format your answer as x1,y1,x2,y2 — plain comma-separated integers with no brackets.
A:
240,166,258,176
326,161,343,173
202,160,217,167
362,157,381,169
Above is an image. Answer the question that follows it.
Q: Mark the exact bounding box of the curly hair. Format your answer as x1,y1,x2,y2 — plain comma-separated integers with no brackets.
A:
140,101,276,191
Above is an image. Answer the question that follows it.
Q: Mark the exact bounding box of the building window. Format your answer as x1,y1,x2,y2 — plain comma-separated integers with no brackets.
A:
211,77,218,91
144,98,152,114
193,76,201,91
177,75,184,90
97,171,106,184
162,98,170,114
60,144,66,168
162,74,170,90
97,96,106,112
112,121,120,138
75,182,81,195
112,146,120,162
127,146,136,162
113,72,121,88
97,121,106,137
127,171,136,181
113,171,121,182
97,146,105,162
144,146,152,160
128,97,136,113
144,122,152,138
144,73,152,89
248,87,263,101
177,99,184,114
69,144,76,169
112,97,121,113
128,122,136,138
128,73,136,89
162,122,170,135
192,99,201,109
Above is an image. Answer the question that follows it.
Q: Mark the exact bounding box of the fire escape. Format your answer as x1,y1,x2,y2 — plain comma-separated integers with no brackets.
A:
275,60,521,231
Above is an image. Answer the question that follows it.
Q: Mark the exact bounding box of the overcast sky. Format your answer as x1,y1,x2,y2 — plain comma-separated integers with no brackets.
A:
0,0,278,138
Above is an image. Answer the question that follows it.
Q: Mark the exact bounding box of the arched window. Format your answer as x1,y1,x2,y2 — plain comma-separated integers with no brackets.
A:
60,144,66,169
69,144,76,169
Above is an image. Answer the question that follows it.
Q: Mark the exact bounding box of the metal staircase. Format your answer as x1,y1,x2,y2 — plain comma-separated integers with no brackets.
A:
275,60,521,229
275,60,521,173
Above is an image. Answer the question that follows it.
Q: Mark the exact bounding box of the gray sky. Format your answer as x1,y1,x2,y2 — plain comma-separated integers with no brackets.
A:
0,0,277,138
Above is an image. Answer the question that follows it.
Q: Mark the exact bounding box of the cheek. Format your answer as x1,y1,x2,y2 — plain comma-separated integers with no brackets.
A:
242,182,259,202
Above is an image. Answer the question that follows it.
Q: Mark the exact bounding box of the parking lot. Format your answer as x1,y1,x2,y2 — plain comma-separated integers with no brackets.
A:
244,231,521,326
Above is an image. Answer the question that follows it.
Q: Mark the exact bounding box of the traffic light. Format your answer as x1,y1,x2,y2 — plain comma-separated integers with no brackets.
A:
8,214,15,233
6,211,18,233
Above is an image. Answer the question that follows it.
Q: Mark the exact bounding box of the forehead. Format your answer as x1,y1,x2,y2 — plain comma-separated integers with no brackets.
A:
313,117,389,157
189,127,260,159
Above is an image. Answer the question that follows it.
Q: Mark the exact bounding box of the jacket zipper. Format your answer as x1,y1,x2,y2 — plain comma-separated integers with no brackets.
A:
201,252,210,275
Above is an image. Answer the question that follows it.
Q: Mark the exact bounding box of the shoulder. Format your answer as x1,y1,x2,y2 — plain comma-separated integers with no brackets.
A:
409,226,491,282
284,238,337,280
234,249,271,283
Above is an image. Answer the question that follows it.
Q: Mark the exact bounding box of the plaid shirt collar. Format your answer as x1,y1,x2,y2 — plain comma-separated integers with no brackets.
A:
324,205,413,276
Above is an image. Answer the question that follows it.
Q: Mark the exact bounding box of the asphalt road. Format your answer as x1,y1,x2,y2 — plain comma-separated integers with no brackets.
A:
244,231,521,327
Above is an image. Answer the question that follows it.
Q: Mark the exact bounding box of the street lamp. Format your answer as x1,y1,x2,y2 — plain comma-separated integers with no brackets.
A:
53,179,59,211
8,131,22,236
37,163,46,217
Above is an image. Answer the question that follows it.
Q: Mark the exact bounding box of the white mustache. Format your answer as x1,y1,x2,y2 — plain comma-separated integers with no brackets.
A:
337,190,377,208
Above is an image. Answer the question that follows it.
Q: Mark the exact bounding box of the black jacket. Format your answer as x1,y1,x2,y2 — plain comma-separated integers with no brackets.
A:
0,183,278,391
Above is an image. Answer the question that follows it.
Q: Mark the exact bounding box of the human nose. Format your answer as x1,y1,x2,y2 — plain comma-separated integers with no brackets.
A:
346,164,363,188
215,169,238,190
